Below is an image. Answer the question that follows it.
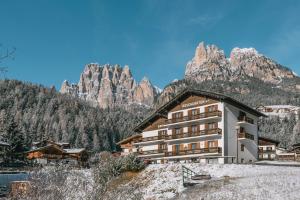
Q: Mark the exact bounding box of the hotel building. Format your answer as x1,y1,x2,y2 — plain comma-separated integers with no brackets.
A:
118,89,266,164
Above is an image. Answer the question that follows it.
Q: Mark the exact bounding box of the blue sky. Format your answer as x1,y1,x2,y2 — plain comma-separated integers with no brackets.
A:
0,0,300,89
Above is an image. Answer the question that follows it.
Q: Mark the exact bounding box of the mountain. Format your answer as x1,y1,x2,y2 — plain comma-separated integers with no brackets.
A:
185,42,298,86
60,63,159,109
0,80,148,151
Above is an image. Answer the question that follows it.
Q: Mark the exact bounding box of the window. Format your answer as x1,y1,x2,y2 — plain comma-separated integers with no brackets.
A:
266,147,272,151
207,122,218,129
175,145,180,153
175,128,181,134
241,144,245,151
208,141,217,148
241,158,244,163
206,105,218,112
191,109,198,116
191,125,198,133
173,112,182,119
191,143,197,150
158,130,167,138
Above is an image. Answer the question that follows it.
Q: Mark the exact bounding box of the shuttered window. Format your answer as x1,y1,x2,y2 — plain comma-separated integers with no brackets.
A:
207,122,218,129
205,105,218,112
191,125,198,133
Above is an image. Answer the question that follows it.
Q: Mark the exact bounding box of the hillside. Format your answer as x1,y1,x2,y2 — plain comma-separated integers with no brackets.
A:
0,80,148,151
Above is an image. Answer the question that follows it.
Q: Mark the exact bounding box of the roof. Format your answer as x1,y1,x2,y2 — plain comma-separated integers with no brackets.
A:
134,88,266,132
258,136,280,145
64,148,85,154
292,143,300,147
116,134,142,145
0,141,10,146
27,144,66,153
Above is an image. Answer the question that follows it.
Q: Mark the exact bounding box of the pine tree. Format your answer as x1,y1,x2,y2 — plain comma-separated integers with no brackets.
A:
4,117,27,161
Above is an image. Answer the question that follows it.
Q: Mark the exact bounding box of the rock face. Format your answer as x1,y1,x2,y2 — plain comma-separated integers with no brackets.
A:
60,63,158,109
185,42,296,84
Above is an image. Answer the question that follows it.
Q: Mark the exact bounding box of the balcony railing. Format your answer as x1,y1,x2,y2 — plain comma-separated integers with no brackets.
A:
137,135,165,143
238,132,254,140
238,116,254,124
138,149,164,155
166,111,222,124
258,149,276,153
165,147,222,157
166,128,222,140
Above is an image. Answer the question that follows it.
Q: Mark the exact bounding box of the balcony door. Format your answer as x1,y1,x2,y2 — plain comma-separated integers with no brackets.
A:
172,112,183,122
206,122,218,130
188,108,199,120
158,130,167,139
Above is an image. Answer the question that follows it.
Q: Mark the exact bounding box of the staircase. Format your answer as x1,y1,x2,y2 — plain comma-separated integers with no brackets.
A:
182,165,212,187
182,165,198,187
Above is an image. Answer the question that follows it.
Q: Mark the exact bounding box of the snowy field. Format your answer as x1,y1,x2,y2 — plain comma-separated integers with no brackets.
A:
135,163,300,200
20,164,300,200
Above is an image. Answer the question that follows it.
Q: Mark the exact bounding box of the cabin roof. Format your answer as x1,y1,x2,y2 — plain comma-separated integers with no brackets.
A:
258,136,280,145
27,144,66,153
133,88,266,132
116,134,142,145
0,141,10,146
64,148,85,154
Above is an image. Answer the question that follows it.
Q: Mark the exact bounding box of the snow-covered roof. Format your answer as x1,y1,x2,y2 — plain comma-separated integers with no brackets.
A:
64,148,85,154
0,141,10,146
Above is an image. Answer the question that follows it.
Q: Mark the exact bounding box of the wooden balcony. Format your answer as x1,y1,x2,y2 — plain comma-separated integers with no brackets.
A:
238,132,254,140
166,128,222,140
258,149,276,153
138,149,164,155
238,116,254,124
166,111,222,124
136,135,165,143
164,147,222,157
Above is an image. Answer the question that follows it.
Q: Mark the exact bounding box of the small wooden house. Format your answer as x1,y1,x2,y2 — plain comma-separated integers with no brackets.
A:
26,140,88,166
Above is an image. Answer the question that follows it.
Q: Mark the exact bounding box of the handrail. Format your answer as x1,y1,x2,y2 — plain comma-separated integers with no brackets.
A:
135,128,222,143
164,147,222,157
166,111,222,124
138,149,164,155
166,128,222,140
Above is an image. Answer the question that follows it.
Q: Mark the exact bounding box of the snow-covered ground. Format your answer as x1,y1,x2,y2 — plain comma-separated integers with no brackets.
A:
135,163,300,200
28,164,300,200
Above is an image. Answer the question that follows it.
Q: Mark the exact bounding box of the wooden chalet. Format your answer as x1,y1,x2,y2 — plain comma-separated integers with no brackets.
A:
26,140,88,166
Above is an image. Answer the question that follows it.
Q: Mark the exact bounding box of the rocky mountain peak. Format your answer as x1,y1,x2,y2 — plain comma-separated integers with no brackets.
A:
194,42,226,66
185,42,297,84
60,63,159,109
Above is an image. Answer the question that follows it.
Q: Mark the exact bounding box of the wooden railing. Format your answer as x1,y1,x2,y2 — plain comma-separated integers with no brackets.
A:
166,111,222,124
136,129,222,143
137,135,165,143
238,132,254,140
164,147,222,157
238,116,254,124
138,149,164,155
258,149,275,153
166,128,222,140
